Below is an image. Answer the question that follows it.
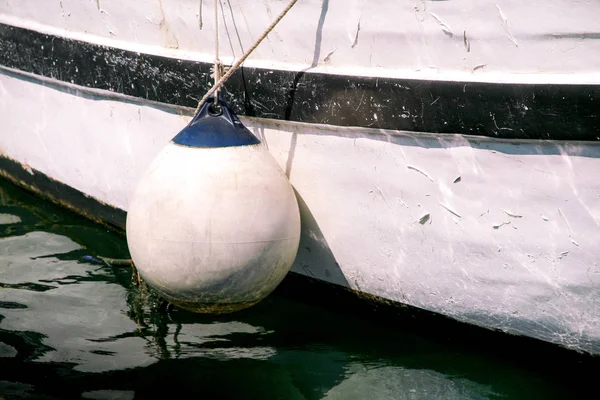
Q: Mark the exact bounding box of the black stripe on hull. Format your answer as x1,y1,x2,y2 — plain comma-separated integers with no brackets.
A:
0,155,126,231
0,23,598,140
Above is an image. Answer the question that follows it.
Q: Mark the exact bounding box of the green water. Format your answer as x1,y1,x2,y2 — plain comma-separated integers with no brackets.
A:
0,180,596,400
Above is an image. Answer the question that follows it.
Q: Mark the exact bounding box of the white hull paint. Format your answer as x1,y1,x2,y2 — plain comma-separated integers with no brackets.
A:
1,0,600,84
2,68,600,353
2,0,600,353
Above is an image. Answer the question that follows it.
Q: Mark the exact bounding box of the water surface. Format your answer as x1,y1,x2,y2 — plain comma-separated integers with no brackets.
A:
0,180,595,399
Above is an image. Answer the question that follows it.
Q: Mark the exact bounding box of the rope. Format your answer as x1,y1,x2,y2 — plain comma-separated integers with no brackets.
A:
213,0,221,107
194,0,298,114
98,256,134,267
88,1,298,280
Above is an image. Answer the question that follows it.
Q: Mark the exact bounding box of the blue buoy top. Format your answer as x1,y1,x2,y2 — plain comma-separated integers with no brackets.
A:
172,97,261,148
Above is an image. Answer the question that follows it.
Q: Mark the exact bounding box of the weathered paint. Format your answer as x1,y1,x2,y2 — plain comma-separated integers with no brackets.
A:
0,155,127,231
1,26,598,140
1,0,599,78
1,69,599,354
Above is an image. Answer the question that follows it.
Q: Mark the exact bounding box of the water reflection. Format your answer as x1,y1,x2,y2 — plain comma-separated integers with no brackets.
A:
0,181,593,399
323,367,497,399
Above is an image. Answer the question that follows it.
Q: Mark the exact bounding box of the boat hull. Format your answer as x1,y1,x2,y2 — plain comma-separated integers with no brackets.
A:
1,0,600,354
2,67,599,354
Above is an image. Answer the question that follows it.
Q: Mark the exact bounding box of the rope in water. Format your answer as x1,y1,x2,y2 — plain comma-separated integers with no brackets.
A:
194,0,298,114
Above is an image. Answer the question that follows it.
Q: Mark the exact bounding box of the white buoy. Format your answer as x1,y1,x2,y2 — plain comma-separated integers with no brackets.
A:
126,98,301,313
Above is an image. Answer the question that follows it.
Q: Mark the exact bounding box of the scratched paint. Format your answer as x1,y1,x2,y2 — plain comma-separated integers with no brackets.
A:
2,70,600,354
0,0,600,78
1,26,599,140
4,181,600,398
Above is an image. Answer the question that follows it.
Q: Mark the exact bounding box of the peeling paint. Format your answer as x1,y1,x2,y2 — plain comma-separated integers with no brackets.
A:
2,29,600,354
558,251,569,259
493,221,511,229
439,202,461,218
1,24,598,140
351,20,361,48
407,165,434,182
501,209,523,218
496,4,518,47
323,49,336,63
429,12,453,37
463,29,470,52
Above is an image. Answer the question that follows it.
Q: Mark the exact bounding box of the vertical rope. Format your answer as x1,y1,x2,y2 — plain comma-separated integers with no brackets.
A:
194,0,298,114
213,0,221,108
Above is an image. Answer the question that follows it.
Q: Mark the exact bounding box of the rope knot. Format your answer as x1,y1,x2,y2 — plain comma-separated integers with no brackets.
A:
210,60,229,82
193,0,298,114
